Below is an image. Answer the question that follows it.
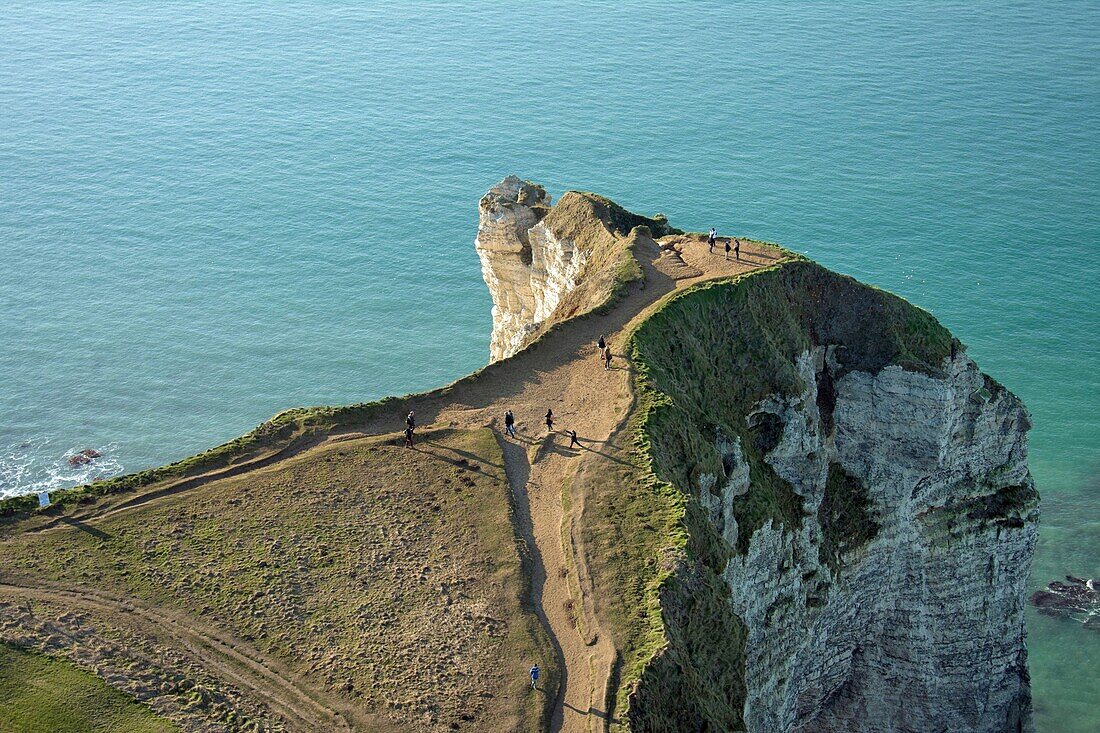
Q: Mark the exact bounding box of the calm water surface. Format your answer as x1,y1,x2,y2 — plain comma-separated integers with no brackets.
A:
1,2,1097,729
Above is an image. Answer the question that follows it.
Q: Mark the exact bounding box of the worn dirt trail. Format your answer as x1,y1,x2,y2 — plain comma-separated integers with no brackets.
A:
400,236,777,733
0,581,376,732
0,236,778,732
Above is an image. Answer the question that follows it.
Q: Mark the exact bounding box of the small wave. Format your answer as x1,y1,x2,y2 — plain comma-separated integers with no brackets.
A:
0,437,124,500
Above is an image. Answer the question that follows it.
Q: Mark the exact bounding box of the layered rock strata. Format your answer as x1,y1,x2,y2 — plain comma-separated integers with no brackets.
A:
628,262,1038,733
475,175,675,361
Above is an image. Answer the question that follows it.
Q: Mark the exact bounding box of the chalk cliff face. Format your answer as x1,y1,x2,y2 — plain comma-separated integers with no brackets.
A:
474,176,555,361
716,352,1035,733
475,176,675,361
628,262,1038,733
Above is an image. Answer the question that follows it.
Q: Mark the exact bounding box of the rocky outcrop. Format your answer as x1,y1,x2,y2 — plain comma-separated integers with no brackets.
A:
475,176,677,361
474,176,559,361
1031,576,1099,629
628,261,1038,733
725,351,1035,733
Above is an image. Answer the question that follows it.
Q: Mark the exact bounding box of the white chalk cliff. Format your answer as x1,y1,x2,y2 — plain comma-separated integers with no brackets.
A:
475,175,674,361
474,179,1037,732
623,259,1037,732
706,348,1037,732
475,176,564,361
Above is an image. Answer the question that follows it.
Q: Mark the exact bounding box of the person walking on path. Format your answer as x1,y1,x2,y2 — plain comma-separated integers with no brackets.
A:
406,411,415,430
603,347,613,370
724,239,732,260
733,237,741,261
708,227,717,253
567,429,579,449
404,425,415,449
504,410,516,439
545,408,555,432
530,663,540,690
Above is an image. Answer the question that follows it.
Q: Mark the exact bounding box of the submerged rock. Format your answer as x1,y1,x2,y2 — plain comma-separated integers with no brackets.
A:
1030,575,1099,622
66,448,101,467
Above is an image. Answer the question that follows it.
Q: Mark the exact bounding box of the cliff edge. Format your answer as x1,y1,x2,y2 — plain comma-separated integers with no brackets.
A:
0,178,1037,733
619,262,1038,733
475,175,678,361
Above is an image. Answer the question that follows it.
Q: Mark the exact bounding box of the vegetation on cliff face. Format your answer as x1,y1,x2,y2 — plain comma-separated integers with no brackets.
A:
818,463,880,574
593,259,957,731
534,191,678,327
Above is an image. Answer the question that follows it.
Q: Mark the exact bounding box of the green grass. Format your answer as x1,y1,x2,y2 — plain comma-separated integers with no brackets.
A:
0,644,177,733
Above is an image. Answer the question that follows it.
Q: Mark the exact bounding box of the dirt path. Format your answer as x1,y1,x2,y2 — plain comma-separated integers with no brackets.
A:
2,236,779,732
0,580,376,732
412,236,777,733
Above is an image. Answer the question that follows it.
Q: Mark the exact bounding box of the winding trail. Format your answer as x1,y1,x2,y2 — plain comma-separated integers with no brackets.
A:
0,236,779,732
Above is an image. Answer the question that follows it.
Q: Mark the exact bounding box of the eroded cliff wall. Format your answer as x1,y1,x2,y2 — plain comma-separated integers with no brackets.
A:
628,262,1037,733
475,176,676,361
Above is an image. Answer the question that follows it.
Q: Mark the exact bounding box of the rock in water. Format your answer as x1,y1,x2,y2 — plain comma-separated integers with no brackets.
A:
1030,575,1099,621
66,448,101,467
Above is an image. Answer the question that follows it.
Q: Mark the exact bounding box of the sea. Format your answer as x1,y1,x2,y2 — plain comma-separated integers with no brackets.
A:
1,1,1096,728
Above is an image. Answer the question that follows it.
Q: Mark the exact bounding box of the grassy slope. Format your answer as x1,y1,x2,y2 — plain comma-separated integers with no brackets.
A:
585,259,958,731
0,428,555,732
0,643,177,733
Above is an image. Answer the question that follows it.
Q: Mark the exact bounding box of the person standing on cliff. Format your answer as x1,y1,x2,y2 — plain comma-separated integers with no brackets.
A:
545,408,555,433
596,335,607,366
406,411,415,430
708,227,717,253
734,237,741,261
530,663,540,690
504,410,516,439
404,425,415,449
604,347,613,370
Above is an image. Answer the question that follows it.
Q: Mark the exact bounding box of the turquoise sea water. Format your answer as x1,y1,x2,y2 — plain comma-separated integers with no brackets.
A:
1,1,1096,728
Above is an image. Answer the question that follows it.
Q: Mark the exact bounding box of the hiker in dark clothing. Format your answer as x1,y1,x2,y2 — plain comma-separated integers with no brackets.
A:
504,410,516,439
734,238,741,261
603,348,613,370
545,408,554,432
406,411,415,430
724,239,732,260
597,335,606,352
708,227,717,253
404,426,415,448
568,429,579,449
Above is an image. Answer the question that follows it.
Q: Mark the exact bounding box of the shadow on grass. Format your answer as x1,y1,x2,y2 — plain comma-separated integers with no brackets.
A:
418,440,504,471
59,516,111,540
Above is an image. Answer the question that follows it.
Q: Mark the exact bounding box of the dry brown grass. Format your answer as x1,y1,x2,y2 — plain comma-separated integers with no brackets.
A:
0,428,554,733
